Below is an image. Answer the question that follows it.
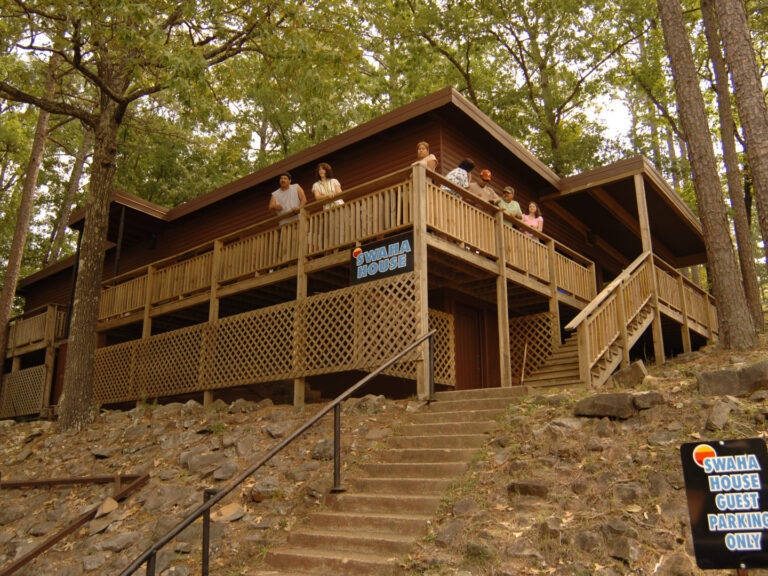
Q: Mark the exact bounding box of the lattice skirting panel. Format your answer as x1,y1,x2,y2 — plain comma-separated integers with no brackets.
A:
94,272,455,405
0,365,46,418
509,312,554,385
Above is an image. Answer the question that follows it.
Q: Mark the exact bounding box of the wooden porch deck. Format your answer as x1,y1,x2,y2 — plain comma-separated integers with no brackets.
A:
1,166,718,418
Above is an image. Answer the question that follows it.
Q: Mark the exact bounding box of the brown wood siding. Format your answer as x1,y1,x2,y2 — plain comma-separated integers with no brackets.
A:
97,117,445,282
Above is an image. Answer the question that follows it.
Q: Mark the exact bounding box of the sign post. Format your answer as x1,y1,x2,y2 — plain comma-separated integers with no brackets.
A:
680,438,768,572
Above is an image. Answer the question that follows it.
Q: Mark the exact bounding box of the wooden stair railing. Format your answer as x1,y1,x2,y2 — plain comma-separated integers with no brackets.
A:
564,252,655,388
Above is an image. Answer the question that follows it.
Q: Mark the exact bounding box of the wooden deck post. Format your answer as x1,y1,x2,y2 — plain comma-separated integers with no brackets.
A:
677,274,692,353
142,266,155,339
293,207,310,408
616,284,630,368
496,213,512,387
546,238,561,350
706,295,717,344
635,175,665,365
202,240,223,409
577,325,591,387
41,304,57,416
412,165,431,399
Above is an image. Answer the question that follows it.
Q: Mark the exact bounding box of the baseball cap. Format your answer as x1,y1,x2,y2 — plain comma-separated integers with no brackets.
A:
480,169,492,180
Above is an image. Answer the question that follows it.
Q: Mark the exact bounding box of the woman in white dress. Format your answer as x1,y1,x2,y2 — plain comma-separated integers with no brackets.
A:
312,162,343,209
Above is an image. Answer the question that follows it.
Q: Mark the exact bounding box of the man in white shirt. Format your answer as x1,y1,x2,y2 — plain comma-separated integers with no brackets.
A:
269,172,307,224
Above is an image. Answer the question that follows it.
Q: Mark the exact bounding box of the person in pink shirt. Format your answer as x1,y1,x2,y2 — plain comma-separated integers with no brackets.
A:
522,201,543,236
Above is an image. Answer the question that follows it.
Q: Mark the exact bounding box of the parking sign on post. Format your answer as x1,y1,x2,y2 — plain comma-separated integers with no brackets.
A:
680,438,768,570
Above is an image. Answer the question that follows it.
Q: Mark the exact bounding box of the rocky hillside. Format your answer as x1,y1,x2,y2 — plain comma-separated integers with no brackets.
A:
2,338,768,575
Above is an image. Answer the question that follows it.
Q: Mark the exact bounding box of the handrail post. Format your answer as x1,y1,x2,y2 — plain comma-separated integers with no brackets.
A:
202,488,217,576
428,335,435,402
146,551,156,576
331,403,344,492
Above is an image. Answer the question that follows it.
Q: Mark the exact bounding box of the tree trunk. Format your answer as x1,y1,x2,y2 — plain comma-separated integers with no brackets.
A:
715,0,768,270
0,55,58,372
46,125,93,265
57,98,123,431
657,0,756,349
701,0,763,332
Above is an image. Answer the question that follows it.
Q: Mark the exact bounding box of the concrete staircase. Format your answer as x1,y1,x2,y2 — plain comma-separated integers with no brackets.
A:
523,334,582,389
256,386,525,575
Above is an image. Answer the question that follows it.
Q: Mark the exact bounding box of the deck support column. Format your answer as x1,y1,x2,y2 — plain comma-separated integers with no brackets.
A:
546,238,561,350
495,212,512,387
616,284,630,368
677,275,692,353
635,175,665,365
41,304,57,416
293,207,310,409
412,165,431,399
137,266,155,408
203,240,223,409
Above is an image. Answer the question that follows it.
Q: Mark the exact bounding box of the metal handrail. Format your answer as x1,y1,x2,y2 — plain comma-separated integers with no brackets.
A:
118,329,436,576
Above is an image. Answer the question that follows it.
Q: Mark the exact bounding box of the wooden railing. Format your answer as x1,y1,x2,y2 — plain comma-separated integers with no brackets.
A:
70,166,597,325
654,258,715,332
429,173,596,302
565,252,654,386
5,304,67,353
565,252,717,387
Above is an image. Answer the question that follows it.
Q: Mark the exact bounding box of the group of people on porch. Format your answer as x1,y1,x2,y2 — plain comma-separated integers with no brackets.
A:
268,141,544,236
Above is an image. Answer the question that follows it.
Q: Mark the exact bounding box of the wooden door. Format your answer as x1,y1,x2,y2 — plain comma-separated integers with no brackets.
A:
454,302,484,389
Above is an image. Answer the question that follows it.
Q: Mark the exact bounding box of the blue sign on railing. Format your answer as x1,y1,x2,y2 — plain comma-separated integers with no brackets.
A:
680,438,768,570
350,231,414,285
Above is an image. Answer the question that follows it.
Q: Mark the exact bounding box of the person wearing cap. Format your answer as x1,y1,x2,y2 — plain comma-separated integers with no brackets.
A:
499,186,523,220
468,168,500,205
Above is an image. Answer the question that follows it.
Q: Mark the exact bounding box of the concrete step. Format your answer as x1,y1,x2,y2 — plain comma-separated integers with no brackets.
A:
423,397,516,412
288,528,413,556
357,462,468,478
375,448,478,463
348,476,454,494
397,420,497,436
265,547,400,576
306,511,431,536
327,492,442,515
408,408,506,424
386,433,487,450
526,378,583,390
433,386,527,401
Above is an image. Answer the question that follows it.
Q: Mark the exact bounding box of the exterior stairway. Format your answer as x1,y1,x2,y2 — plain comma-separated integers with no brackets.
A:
257,386,526,575
522,334,582,389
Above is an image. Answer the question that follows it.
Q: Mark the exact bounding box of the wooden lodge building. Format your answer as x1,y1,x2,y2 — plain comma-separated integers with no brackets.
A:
0,87,716,419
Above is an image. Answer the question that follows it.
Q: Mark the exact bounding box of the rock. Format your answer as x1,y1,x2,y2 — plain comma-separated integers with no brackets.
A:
263,421,293,439
95,532,137,552
435,519,466,547
311,438,334,461
507,481,549,498
185,452,229,477
285,461,320,482
211,503,245,522
251,475,281,502
614,482,644,504
574,393,637,419
607,360,647,389
213,460,238,481
606,535,640,563
82,551,110,571
697,367,750,397
95,497,119,518
632,390,664,410
550,417,584,430
706,400,733,430
344,394,386,414
657,551,695,575
453,498,477,517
